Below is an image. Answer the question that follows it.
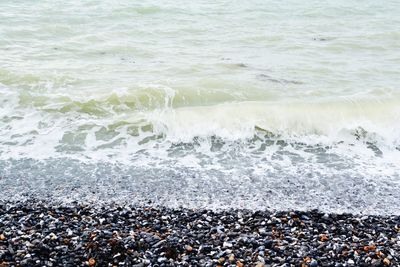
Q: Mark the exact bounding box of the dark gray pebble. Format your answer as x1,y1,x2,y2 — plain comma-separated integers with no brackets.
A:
0,199,399,266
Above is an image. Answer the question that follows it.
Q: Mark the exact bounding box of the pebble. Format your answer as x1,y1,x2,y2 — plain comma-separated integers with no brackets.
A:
310,259,318,267
88,258,96,266
0,200,399,266
223,241,233,248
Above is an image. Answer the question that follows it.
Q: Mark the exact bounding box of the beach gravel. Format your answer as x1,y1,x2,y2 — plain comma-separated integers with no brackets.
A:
0,200,399,266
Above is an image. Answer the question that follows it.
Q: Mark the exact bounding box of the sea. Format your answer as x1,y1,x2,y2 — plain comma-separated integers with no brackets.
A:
1,0,399,214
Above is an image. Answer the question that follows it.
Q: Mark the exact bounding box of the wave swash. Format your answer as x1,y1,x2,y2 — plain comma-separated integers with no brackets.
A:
1,0,400,214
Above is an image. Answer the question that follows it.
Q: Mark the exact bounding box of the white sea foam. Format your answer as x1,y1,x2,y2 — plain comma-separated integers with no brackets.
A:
0,0,400,213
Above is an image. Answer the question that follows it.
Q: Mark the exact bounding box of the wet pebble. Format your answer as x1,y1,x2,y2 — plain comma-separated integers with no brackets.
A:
0,200,399,266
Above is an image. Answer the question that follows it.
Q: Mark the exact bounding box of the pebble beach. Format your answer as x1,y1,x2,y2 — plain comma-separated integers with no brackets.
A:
1,200,399,266
2,1,400,266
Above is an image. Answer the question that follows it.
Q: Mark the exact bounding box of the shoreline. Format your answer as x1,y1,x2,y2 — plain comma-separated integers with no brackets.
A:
0,200,399,266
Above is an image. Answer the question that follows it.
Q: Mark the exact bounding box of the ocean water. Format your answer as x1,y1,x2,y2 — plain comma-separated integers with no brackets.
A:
1,1,400,214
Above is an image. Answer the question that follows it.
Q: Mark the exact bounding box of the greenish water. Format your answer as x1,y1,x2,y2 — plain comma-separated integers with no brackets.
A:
0,0,400,213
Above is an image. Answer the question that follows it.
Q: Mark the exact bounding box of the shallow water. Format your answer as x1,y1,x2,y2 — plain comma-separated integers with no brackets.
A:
1,0,400,214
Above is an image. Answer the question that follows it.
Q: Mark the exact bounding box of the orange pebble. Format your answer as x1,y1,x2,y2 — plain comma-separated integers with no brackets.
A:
88,258,96,266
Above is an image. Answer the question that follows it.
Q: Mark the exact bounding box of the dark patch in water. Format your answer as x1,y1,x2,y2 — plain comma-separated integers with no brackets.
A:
121,57,135,63
254,126,275,138
312,37,333,42
257,74,303,85
354,127,367,140
366,142,383,157
236,63,247,68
